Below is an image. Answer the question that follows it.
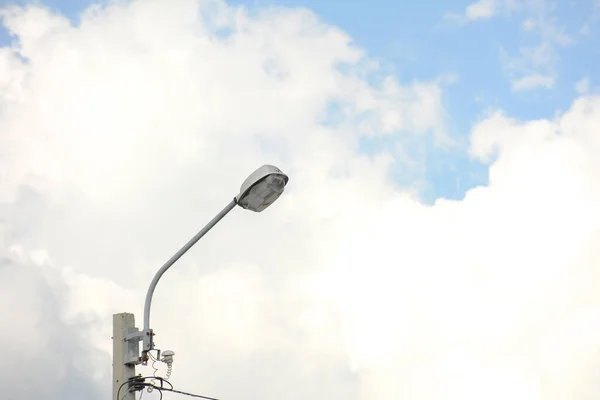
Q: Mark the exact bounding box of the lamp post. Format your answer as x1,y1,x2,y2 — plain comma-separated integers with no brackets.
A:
112,165,289,400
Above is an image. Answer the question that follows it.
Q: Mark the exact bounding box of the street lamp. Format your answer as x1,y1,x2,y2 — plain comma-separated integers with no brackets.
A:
113,165,289,400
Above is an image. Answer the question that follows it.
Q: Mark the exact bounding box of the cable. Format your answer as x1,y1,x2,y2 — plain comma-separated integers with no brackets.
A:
135,382,164,400
148,349,173,383
143,384,220,400
162,387,220,400
117,380,132,400
119,385,137,400
126,376,217,400
118,376,158,400
150,386,163,400
137,376,174,390
165,360,173,380
139,384,163,400
117,381,126,400
150,350,160,376
147,350,160,392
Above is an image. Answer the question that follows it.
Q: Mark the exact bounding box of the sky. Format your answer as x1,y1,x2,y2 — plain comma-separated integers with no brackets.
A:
0,0,599,399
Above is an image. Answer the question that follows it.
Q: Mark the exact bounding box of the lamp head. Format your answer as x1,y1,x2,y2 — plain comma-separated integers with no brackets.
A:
235,165,289,212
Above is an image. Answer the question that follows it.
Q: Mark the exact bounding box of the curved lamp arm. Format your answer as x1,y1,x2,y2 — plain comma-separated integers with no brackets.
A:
141,199,237,356
138,164,288,361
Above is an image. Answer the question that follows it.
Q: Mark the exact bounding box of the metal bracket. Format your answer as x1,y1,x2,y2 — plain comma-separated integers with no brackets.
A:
123,327,143,365
121,328,155,365
142,329,154,352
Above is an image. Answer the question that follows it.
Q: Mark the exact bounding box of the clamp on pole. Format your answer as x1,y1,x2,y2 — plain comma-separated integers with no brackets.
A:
123,327,144,365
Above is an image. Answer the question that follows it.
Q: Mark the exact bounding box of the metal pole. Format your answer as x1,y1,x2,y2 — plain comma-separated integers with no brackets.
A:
142,199,237,353
113,313,136,400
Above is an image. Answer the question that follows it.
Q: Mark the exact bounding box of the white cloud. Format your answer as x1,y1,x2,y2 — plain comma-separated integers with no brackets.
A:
576,76,590,94
0,244,110,399
501,29,568,92
511,73,555,91
1,2,600,400
580,23,591,35
445,0,573,91
0,0,444,397
522,17,536,30
511,8,572,89
465,0,499,20
330,96,600,399
444,0,499,23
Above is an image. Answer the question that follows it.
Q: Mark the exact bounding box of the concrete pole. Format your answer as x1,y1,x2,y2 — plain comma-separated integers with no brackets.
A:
113,313,136,400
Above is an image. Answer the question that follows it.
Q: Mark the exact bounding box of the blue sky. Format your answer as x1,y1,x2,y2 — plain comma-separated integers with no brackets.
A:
2,0,598,201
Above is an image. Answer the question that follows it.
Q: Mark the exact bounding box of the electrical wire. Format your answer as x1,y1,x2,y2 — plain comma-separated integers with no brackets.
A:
150,386,163,400
149,350,160,376
118,376,161,400
143,383,220,400
148,349,161,391
138,384,163,400
124,376,218,400
117,380,131,400
119,385,137,400
137,376,173,390
165,360,173,380
148,349,173,386
160,387,220,400
133,383,163,400
119,382,163,400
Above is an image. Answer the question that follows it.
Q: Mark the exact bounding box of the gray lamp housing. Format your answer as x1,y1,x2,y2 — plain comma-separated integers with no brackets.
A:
235,165,289,212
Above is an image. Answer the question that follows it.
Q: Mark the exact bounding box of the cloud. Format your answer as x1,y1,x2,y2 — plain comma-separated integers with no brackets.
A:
576,76,590,94
500,36,570,92
500,1,573,91
465,0,499,20
500,41,560,92
444,0,499,23
580,23,591,35
511,73,555,91
1,1,600,400
0,241,109,400
0,0,444,398
323,95,600,399
445,0,574,91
